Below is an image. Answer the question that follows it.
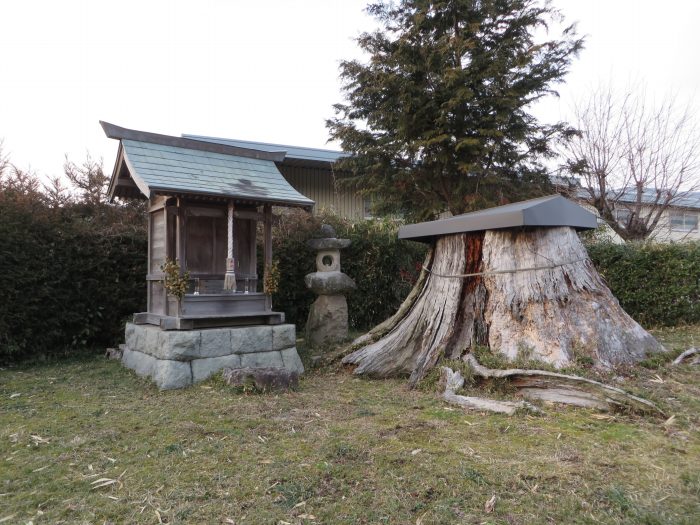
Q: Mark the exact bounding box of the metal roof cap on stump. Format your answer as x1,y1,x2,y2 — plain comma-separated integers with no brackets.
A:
398,195,597,243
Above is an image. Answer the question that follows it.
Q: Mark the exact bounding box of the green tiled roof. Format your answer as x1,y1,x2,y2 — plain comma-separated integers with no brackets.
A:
102,122,314,207
122,140,314,206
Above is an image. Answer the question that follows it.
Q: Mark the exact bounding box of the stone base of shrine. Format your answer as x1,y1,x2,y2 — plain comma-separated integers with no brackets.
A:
119,322,304,389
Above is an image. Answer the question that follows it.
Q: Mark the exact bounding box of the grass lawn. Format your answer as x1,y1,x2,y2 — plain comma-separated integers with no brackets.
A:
1,326,699,525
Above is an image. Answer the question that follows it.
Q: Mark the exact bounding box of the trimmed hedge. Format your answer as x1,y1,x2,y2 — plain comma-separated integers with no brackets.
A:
2,187,697,363
587,241,700,327
0,196,147,362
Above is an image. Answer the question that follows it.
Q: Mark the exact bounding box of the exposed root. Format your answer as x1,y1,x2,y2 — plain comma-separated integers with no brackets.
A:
352,247,434,347
440,367,541,415
463,354,663,415
673,347,700,366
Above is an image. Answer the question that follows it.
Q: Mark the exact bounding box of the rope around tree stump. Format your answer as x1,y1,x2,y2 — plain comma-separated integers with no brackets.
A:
422,257,588,279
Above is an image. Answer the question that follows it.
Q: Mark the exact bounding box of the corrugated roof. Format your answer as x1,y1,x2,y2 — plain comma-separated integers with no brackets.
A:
102,122,314,207
399,195,597,243
183,134,348,164
573,186,700,210
616,188,700,210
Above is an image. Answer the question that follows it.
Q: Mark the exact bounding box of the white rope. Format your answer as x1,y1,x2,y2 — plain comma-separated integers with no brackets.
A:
423,257,587,279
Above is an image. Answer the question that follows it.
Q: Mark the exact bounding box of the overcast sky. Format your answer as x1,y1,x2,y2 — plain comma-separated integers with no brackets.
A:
1,0,699,181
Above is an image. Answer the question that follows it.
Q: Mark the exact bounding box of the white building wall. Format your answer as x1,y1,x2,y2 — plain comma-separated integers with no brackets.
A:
650,209,700,242
580,202,700,243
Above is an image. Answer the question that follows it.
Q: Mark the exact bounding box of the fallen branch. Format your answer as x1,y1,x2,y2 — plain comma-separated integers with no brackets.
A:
672,347,700,366
440,366,541,415
463,354,663,415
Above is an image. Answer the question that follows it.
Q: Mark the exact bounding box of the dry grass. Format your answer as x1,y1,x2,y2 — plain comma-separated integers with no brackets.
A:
0,326,698,524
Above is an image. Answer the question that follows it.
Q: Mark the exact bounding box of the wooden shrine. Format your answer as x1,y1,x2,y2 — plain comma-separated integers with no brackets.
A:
102,121,315,330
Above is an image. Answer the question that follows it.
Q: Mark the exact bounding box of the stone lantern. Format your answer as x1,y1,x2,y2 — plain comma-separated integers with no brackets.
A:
305,225,356,347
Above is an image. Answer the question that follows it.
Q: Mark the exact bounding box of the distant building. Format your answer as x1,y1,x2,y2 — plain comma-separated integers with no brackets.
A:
610,189,700,242
553,178,700,242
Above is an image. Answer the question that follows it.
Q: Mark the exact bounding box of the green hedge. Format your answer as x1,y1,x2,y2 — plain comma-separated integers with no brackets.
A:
0,196,147,362
587,241,700,327
2,187,697,363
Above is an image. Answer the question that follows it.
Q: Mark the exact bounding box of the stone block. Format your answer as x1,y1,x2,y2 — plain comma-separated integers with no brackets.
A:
143,325,162,354
121,347,156,378
125,324,200,361
240,350,284,369
307,238,351,250
305,271,356,295
272,324,296,351
163,330,201,360
280,347,305,374
200,329,232,358
153,359,192,390
231,325,273,354
125,322,139,350
305,295,349,348
120,323,304,390
191,354,242,383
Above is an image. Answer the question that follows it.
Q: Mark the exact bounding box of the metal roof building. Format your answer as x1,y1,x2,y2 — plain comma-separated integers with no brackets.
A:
183,134,348,168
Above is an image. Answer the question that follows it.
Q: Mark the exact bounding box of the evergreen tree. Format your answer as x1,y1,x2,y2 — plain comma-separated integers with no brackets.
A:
327,0,583,219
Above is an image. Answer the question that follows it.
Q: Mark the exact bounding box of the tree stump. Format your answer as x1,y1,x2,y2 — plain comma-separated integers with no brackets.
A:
343,227,664,385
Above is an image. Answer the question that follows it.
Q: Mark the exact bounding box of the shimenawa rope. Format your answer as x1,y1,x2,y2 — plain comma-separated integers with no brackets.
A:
422,257,587,279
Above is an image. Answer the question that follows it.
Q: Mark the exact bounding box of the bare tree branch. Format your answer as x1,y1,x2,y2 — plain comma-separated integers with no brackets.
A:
63,153,108,206
560,85,700,241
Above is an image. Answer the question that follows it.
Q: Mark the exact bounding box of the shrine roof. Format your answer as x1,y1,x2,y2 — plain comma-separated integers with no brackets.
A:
102,121,314,208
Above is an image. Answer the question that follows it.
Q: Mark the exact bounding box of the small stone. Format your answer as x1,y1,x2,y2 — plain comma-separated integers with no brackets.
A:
222,367,299,391
105,347,122,360
320,224,336,238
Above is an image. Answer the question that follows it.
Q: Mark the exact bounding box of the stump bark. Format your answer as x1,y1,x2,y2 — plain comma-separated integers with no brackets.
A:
343,227,664,384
